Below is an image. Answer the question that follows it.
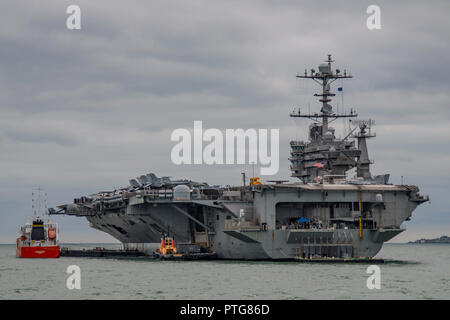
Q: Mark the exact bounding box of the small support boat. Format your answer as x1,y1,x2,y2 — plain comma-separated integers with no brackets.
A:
154,235,217,260
16,188,60,258
16,219,60,258
154,235,183,259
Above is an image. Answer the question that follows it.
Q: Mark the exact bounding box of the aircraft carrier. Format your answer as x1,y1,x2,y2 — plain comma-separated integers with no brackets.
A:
49,55,429,260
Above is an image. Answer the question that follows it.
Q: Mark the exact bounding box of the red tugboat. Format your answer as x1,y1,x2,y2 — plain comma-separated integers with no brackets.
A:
16,189,60,258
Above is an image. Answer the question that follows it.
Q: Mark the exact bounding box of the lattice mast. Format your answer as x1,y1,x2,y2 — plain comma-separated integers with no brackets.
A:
291,54,357,135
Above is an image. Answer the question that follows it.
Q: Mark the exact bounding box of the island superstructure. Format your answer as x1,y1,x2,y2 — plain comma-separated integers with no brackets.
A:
49,55,428,260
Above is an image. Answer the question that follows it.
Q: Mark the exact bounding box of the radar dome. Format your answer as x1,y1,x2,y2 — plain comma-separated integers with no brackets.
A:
323,131,334,140
173,185,190,200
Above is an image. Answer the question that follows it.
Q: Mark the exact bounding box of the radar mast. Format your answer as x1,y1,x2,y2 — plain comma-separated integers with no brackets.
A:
289,55,369,183
291,54,356,136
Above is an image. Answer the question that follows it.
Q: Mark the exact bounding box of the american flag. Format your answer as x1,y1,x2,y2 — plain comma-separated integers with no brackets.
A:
313,162,325,168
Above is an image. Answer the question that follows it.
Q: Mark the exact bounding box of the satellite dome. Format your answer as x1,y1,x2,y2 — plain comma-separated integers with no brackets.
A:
173,185,190,200
323,131,334,140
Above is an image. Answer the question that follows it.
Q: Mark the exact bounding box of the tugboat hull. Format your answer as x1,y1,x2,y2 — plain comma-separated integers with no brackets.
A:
16,245,60,258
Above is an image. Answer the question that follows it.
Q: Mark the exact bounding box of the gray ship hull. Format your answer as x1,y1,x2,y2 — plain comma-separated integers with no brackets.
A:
63,183,427,260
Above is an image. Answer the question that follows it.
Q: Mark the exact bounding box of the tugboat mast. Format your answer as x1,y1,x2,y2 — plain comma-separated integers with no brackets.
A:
32,187,43,219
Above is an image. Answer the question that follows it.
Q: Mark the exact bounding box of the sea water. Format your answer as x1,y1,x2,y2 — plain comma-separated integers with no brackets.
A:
0,243,448,299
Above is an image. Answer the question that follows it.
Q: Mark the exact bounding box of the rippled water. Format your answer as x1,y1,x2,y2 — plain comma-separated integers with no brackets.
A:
0,243,448,299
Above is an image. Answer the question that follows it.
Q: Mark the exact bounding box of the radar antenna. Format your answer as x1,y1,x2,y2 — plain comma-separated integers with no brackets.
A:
291,54,357,135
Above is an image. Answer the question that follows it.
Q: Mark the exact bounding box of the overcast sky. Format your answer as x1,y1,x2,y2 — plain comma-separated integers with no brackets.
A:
0,0,449,243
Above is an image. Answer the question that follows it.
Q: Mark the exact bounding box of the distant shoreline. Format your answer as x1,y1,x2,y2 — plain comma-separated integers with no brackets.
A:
408,236,450,244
